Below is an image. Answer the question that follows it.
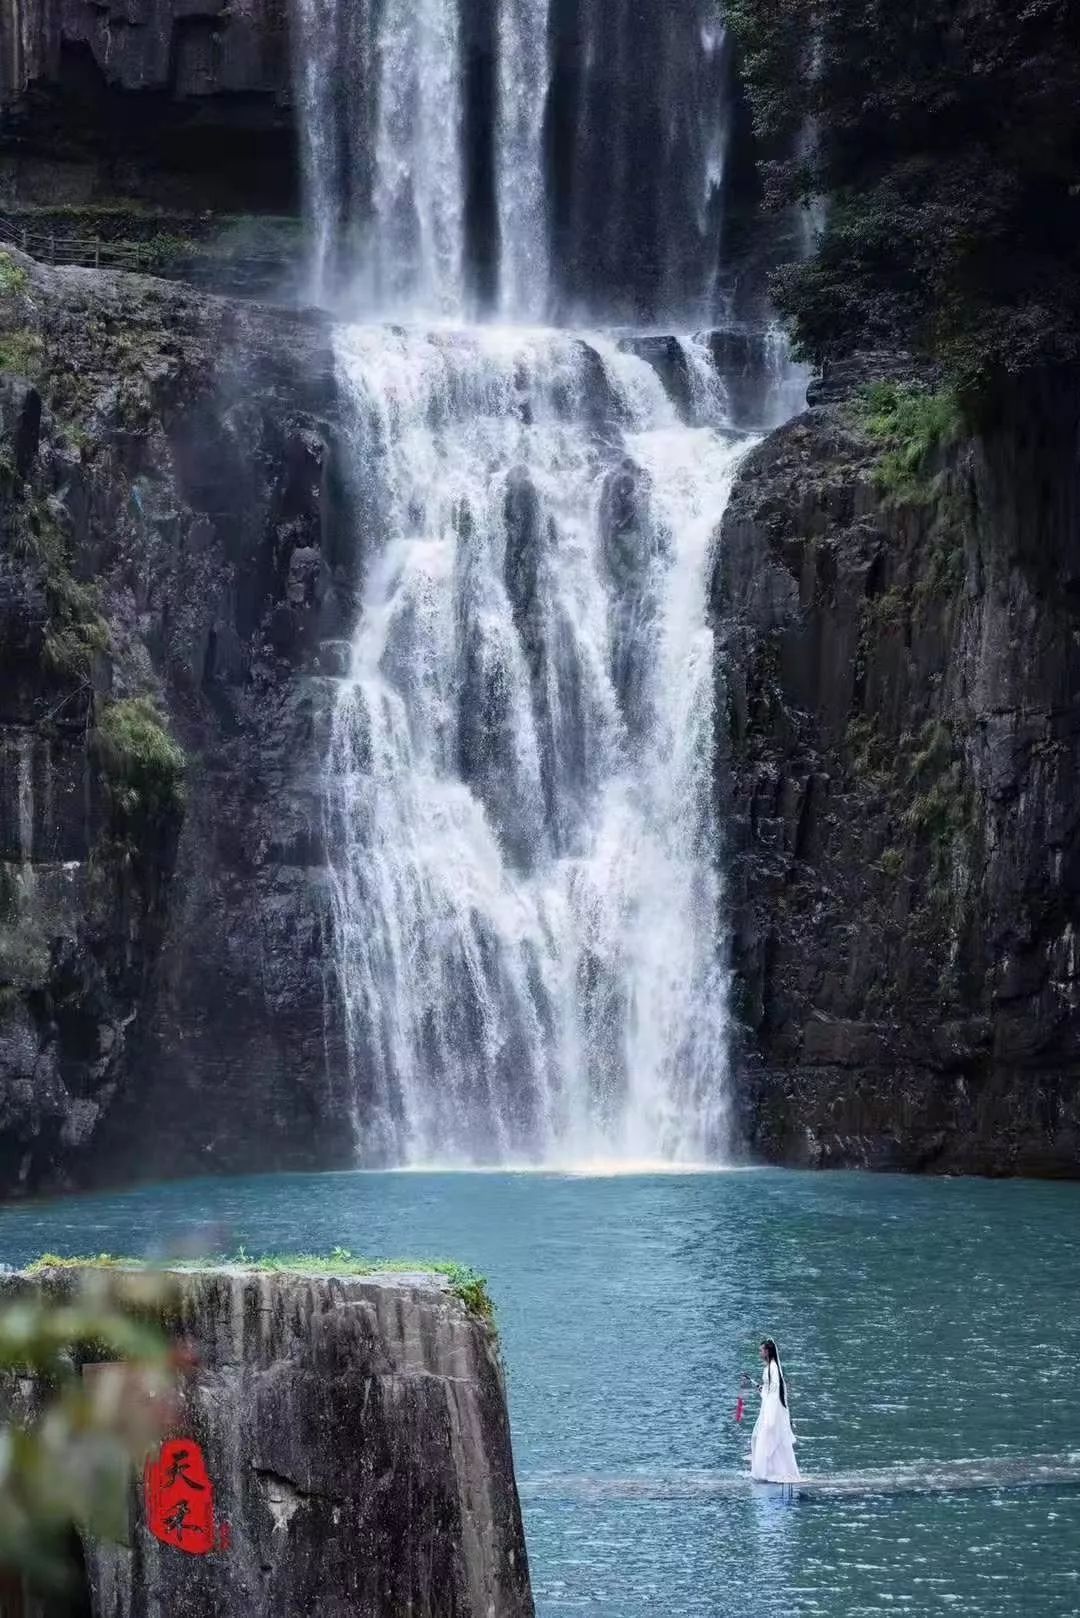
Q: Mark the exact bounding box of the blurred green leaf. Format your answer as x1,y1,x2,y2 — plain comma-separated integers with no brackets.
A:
0,1268,175,1596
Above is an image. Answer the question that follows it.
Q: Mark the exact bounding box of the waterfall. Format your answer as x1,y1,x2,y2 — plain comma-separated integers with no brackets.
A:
290,0,808,1166
798,27,829,260
369,0,465,316
324,329,754,1167
496,0,551,321
293,0,465,316
290,0,754,324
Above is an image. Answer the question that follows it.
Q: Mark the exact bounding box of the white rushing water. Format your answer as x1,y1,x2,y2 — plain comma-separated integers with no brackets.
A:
291,0,340,305
292,0,465,315
290,0,749,323
324,326,756,1167
368,0,465,316
294,0,547,318
496,0,551,321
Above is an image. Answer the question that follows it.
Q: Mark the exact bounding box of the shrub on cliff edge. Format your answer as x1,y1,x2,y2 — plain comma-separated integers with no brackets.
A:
29,1251,497,1325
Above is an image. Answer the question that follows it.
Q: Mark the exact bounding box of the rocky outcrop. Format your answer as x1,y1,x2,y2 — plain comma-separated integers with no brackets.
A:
0,250,357,1194
0,0,295,211
3,0,291,104
717,357,1080,1176
1,1264,534,1617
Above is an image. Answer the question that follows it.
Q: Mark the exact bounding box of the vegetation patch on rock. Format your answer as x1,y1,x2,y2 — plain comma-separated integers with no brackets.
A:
0,872,50,1009
8,494,110,677
0,329,43,378
0,250,29,297
93,698,187,827
27,1251,497,1324
851,382,961,503
726,0,1080,392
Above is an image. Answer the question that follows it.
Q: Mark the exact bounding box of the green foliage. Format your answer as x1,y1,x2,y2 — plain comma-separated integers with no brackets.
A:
878,847,905,879
852,383,960,502
30,1251,497,1325
912,522,967,605
94,699,187,826
0,329,43,378
844,715,890,789
903,768,968,840
17,506,110,678
0,864,47,1009
0,252,28,297
436,1263,495,1324
24,1256,132,1274
907,719,953,782
857,383,958,452
727,0,1080,389
724,1,806,150
898,719,971,847
861,583,908,632
42,609,109,681
220,1251,496,1324
64,422,93,459
846,708,976,931
0,1269,174,1590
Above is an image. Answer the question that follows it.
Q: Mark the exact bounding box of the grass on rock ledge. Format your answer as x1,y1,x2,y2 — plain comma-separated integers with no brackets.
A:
26,1251,495,1324
94,697,187,827
851,381,962,503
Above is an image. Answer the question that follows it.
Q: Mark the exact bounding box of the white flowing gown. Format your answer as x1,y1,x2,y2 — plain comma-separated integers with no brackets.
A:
750,1359,800,1482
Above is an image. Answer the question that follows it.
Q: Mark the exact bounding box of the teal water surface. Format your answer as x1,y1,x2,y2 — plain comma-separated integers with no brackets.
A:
0,1168,1077,1615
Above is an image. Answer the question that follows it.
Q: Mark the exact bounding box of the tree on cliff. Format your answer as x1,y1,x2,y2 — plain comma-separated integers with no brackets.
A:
726,0,1080,390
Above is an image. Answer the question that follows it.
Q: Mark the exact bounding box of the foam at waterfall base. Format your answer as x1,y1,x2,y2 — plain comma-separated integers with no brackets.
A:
381,1158,759,1177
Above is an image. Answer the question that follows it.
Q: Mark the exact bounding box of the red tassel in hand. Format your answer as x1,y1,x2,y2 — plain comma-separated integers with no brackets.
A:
734,1396,745,1424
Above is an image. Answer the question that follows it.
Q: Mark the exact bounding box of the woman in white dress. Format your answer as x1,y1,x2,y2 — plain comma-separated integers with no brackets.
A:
750,1337,800,1482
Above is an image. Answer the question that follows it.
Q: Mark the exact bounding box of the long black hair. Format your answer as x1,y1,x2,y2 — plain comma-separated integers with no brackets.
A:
762,1338,787,1408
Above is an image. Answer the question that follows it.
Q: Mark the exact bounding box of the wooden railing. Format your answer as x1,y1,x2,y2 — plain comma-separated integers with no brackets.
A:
0,218,296,293
1,218,170,272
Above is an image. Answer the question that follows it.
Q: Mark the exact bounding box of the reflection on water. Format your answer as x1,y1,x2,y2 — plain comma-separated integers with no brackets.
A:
0,1168,1078,1616
523,1455,1080,1499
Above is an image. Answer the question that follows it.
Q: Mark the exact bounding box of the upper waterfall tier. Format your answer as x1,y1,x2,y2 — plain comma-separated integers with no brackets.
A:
291,0,776,325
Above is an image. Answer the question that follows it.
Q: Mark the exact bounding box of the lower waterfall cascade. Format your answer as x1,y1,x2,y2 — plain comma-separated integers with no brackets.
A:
322,326,801,1167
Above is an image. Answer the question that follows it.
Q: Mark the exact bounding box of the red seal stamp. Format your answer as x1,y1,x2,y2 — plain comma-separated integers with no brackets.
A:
144,1439,226,1555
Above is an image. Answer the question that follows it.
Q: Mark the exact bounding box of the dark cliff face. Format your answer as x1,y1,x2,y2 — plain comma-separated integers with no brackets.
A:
717,358,1080,1176
0,0,296,211
0,253,356,1195
1,1266,534,1618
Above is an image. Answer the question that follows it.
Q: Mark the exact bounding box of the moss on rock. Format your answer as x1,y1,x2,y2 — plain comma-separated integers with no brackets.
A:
94,698,187,826
27,1251,496,1325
